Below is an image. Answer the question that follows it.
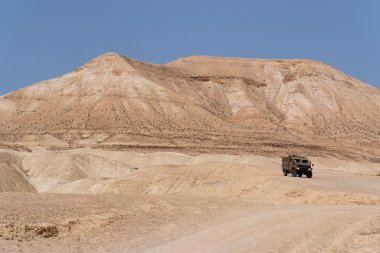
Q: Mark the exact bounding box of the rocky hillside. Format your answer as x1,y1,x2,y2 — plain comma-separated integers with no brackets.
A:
0,53,379,158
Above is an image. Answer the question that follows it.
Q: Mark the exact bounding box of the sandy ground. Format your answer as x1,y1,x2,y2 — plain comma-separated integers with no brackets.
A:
0,194,379,253
0,149,379,252
0,52,379,252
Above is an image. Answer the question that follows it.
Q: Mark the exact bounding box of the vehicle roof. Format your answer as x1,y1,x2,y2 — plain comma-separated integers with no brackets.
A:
283,155,309,159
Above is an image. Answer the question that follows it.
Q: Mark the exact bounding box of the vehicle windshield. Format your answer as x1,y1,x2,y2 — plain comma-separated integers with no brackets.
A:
293,159,309,163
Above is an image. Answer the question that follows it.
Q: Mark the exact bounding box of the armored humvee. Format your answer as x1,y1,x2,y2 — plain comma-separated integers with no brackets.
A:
282,155,313,178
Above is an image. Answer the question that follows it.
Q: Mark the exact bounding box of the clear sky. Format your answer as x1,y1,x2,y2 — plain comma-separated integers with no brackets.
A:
1,0,379,95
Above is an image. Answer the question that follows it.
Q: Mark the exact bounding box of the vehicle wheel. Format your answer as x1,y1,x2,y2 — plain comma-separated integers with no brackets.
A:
298,173,303,177
283,170,288,176
291,169,297,177
307,172,313,178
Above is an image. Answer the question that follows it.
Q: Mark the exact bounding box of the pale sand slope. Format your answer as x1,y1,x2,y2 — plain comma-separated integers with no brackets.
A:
0,149,379,252
1,149,379,200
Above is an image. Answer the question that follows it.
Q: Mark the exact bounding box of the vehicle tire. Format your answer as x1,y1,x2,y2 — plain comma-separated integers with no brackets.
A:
291,169,297,177
283,170,288,176
298,173,303,177
307,172,312,178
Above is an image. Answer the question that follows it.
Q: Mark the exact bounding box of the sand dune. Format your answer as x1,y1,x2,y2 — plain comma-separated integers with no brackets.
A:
1,149,378,198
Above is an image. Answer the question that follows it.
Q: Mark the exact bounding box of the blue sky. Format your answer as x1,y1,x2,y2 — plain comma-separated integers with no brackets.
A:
1,0,379,95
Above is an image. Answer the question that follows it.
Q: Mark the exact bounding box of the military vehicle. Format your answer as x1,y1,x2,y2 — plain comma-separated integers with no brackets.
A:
282,155,313,178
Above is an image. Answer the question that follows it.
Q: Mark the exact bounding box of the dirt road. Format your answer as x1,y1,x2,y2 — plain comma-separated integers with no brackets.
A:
144,205,380,253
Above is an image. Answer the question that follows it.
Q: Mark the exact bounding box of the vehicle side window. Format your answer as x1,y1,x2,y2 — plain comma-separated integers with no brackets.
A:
302,160,308,163
295,159,300,162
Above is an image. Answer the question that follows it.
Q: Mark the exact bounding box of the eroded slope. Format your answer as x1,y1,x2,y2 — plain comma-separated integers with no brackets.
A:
0,53,379,159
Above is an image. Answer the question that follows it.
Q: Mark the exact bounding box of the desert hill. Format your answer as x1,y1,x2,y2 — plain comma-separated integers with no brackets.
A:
0,52,379,159
0,52,379,252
